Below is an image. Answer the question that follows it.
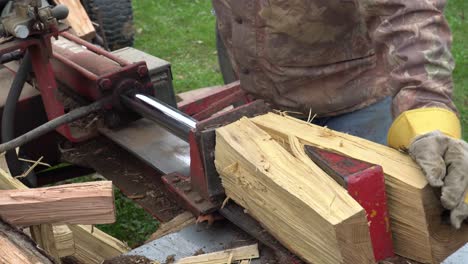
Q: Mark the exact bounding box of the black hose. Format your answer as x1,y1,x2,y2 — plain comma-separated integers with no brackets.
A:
0,50,23,64
0,97,108,154
1,52,36,186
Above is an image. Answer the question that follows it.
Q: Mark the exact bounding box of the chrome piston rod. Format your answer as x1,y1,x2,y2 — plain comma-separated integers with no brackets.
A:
120,94,196,142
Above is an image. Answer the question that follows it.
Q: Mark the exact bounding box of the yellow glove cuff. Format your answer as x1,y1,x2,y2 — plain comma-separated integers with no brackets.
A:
388,108,461,149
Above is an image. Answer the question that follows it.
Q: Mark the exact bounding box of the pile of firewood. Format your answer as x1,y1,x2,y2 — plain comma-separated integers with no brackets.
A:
0,170,127,264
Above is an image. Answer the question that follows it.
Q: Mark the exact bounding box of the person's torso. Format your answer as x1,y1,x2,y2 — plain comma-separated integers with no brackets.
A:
214,0,392,116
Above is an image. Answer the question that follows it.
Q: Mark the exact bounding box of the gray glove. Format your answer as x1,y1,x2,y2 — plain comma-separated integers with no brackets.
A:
409,131,468,229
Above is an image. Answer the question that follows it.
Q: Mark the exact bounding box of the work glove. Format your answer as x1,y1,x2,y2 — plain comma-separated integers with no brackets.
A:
409,131,468,229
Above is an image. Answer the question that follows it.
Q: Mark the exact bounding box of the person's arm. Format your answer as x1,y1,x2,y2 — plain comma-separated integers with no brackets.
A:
362,0,460,146
362,0,467,228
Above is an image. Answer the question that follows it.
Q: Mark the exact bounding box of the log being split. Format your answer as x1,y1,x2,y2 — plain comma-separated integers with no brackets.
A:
215,118,374,264
250,113,468,264
0,181,115,226
0,217,54,264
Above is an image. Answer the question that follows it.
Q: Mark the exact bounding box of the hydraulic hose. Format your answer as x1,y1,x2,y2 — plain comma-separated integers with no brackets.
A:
0,97,108,154
1,52,37,186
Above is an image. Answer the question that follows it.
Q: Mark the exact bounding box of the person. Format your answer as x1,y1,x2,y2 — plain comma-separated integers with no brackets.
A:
212,0,468,229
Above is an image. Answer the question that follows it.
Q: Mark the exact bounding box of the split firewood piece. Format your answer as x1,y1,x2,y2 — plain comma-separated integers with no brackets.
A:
176,244,259,264
215,118,374,264
0,181,115,226
0,163,128,263
69,224,131,264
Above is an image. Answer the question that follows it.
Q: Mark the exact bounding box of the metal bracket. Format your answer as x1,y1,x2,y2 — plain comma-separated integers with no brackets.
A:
162,173,219,216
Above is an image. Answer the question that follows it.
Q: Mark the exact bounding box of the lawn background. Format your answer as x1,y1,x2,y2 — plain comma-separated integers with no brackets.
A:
99,0,467,247
133,0,467,134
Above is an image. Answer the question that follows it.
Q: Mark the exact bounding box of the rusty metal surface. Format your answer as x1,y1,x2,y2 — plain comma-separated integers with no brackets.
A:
60,136,184,222
220,203,303,264
162,173,219,216
129,220,278,264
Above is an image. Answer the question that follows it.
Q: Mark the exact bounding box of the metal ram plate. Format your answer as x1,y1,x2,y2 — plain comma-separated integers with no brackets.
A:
99,118,190,176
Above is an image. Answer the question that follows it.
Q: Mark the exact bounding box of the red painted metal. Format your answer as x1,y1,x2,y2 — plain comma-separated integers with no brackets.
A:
0,28,79,141
347,166,394,261
43,33,153,142
163,100,271,216
161,173,218,216
178,81,250,117
29,42,73,139
305,146,394,261
60,32,130,67
0,29,153,142
192,88,248,120
188,130,208,196
50,34,153,105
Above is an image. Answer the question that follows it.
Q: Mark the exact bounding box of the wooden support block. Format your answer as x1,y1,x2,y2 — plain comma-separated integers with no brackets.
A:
251,113,468,263
176,244,259,264
215,118,374,264
0,217,55,264
0,181,115,226
55,0,96,40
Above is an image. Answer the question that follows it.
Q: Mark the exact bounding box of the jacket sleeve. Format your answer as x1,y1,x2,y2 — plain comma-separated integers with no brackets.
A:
361,0,461,148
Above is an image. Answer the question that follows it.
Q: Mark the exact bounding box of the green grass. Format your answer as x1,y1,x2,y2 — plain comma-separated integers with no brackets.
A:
133,0,468,136
60,175,158,248
133,0,222,93
446,0,468,138
96,187,158,248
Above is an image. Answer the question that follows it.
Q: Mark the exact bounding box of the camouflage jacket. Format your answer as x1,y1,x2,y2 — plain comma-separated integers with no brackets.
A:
213,0,458,117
